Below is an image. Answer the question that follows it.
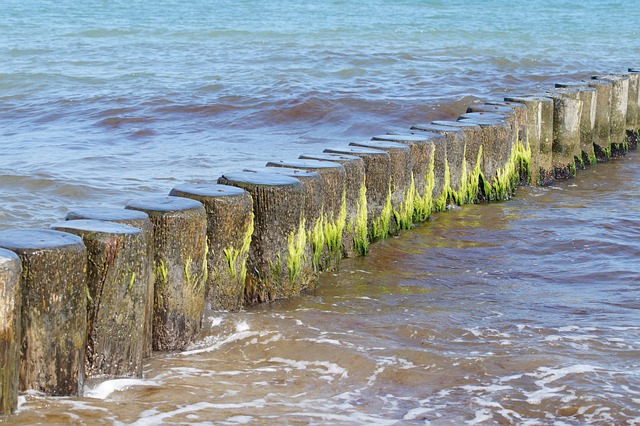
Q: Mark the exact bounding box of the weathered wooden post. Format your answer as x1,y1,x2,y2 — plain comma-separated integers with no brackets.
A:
628,68,640,149
299,153,367,257
169,184,254,311
266,159,346,269
217,172,311,304
544,91,583,178
371,133,444,219
50,220,150,378
409,123,463,208
243,167,323,273
323,146,392,241
554,84,598,167
125,196,207,351
430,121,485,203
65,207,154,358
0,248,21,415
349,140,412,231
457,112,515,200
626,68,640,149
585,78,613,161
593,74,629,156
0,229,87,396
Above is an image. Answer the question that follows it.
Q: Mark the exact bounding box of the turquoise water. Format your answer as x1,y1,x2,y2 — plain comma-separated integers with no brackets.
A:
1,0,639,228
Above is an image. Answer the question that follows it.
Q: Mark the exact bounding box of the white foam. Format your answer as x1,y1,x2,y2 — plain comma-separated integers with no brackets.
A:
85,378,160,399
181,330,261,355
268,357,348,380
236,320,250,332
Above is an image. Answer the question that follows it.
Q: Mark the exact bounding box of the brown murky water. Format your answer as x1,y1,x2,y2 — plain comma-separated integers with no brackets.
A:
3,152,640,425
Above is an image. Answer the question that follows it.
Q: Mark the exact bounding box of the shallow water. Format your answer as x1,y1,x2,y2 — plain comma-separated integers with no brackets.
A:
4,152,639,425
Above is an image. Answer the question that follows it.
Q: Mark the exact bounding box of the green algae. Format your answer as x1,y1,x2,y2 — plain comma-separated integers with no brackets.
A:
412,144,435,223
370,185,393,241
308,214,325,271
323,192,347,269
287,217,307,284
354,182,369,256
393,174,417,231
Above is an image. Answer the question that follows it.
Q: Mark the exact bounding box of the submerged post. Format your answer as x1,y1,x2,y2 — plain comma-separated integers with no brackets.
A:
553,84,598,167
371,133,444,219
299,152,367,257
126,196,207,351
585,79,613,161
50,220,150,378
626,68,640,149
0,229,87,396
349,140,412,232
218,172,311,304
0,248,21,415
457,112,515,200
544,91,583,178
266,159,347,269
409,123,462,207
169,184,254,311
593,74,629,156
323,146,392,242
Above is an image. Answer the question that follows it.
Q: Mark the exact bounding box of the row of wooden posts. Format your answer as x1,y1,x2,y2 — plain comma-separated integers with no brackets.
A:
1,69,640,415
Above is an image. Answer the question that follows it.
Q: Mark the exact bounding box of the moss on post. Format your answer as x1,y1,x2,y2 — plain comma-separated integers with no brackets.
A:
126,196,207,351
218,171,313,304
324,146,392,240
169,184,254,312
0,229,87,396
299,152,366,258
0,248,21,415
50,220,149,378
432,121,489,203
266,159,346,270
349,140,411,234
457,113,515,200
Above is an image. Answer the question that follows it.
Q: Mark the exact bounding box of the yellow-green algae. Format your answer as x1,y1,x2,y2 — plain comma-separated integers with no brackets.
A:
370,184,393,241
222,212,254,287
287,217,307,285
433,159,452,212
322,192,347,269
393,174,416,231
412,144,436,223
353,182,369,256
308,213,325,271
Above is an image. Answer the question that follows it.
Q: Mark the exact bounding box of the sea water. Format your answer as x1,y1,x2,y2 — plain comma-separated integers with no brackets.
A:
1,0,639,228
1,0,640,424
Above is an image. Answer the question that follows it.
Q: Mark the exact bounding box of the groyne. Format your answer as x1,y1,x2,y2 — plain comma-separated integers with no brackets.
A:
1,69,639,415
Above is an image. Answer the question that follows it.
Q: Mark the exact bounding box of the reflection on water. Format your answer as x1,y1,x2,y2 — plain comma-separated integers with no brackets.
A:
4,153,640,425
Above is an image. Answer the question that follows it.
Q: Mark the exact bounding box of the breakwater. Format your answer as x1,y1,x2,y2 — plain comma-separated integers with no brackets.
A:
1,69,639,415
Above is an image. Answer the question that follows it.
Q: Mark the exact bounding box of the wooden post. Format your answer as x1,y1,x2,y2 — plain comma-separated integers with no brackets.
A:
169,184,254,311
217,172,311,304
0,248,21,415
554,83,598,167
65,207,154,358
585,79,613,161
126,196,207,351
0,229,87,396
323,146,393,241
299,153,366,257
50,220,149,378
593,74,630,156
